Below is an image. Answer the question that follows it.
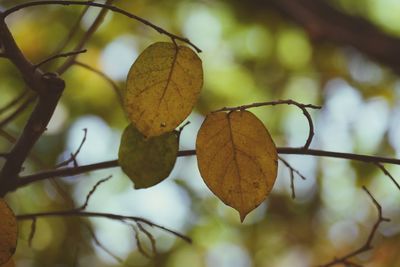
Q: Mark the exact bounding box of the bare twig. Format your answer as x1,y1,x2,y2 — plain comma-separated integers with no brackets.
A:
57,0,115,74
0,129,16,143
214,99,321,149
3,1,201,53
56,128,88,168
319,186,390,267
278,156,307,199
137,223,157,255
51,2,93,56
0,90,29,114
73,61,122,103
131,224,152,258
374,163,400,191
34,49,87,70
78,175,112,211
84,223,123,263
16,210,192,243
28,218,37,247
0,96,36,129
15,148,400,192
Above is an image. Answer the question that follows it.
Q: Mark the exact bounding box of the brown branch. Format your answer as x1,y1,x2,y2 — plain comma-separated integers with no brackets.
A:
374,163,400,191
0,153,8,158
3,1,201,53
33,49,87,70
0,16,65,197
12,147,400,194
319,186,390,267
214,99,321,149
278,156,306,199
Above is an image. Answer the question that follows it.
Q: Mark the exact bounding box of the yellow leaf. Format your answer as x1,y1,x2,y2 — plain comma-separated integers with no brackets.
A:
196,111,278,221
0,199,17,265
125,42,203,137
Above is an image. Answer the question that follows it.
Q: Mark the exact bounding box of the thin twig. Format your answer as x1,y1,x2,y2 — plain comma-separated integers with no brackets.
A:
131,224,152,258
73,61,122,103
51,2,93,56
0,129,16,143
0,96,36,129
278,156,307,199
84,223,123,263
16,210,192,243
15,148,400,191
28,218,37,247
137,222,157,255
78,175,112,211
56,128,88,168
0,90,29,115
33,49,87,70
374,163,400,191
57,0,115,74
3,1,201,53
319,186,390,267
213,99,321,149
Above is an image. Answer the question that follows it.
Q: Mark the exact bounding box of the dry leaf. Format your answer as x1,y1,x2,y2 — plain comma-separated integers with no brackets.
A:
196,111,278,221
125,42,203,137
0,199,17,265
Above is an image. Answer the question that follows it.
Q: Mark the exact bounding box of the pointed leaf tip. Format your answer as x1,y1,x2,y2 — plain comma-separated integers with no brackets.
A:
196,111,278,221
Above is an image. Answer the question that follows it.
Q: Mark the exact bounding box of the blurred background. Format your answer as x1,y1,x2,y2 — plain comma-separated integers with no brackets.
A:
1,0,400,266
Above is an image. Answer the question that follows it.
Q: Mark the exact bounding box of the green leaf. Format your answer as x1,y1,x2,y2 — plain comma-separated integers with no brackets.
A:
118,124,179,189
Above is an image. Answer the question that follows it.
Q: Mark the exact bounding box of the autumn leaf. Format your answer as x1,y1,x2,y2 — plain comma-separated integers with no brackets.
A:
0,199,17,265
196,111,278,221
118,124,179,189
124,42,203,137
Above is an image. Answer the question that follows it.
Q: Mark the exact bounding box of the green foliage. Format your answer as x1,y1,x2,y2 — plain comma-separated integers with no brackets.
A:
118,124,179,189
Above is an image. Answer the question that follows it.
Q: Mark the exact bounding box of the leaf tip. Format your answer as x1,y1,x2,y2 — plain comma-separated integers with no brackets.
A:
239,211,248,223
